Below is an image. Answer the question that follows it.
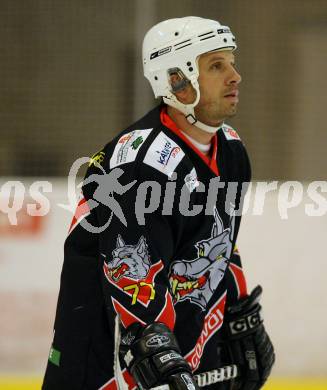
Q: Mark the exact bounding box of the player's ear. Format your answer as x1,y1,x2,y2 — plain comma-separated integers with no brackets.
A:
174,85,197,105
168,68,197,105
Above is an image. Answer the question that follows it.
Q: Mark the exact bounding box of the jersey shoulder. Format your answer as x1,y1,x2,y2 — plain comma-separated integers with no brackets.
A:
218,123,251,182
90,106,160,172
90,106,190,183
105,107,194,179
104,105,161,170
220,123,242,142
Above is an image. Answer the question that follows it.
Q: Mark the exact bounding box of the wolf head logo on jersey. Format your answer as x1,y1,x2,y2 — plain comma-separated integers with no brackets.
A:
107,235,151,281
103,235,164,307
169,207,235,310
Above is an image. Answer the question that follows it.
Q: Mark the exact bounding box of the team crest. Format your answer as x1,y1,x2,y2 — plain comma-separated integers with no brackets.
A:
103,235,163,306
169,208,235,310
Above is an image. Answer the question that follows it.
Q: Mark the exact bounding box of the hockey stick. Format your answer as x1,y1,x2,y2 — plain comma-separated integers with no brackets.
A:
151,364,238,389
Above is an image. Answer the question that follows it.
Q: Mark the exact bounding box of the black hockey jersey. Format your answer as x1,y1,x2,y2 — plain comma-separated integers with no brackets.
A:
43,104,251,390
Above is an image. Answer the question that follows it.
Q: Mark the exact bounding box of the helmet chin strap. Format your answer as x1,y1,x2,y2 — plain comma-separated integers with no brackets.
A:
185,112,222,134
163,75,223,135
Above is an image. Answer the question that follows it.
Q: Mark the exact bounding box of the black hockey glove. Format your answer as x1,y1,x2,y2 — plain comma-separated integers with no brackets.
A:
120,322,199,390
223,285,275,390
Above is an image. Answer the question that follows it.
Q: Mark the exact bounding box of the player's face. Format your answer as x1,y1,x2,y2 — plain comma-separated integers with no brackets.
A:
195,50,241,126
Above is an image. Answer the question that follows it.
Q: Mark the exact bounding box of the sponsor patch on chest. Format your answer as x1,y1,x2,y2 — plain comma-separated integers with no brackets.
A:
110,128,152,168
221,125,241,141
143,132,185,177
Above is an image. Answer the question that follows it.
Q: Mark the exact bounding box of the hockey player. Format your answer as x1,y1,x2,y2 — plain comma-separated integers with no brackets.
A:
43,17,275,390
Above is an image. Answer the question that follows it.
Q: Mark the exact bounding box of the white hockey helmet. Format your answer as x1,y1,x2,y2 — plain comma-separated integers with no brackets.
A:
143,16,237,133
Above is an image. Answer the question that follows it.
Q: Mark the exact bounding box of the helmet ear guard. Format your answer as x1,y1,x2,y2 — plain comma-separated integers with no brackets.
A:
163,72,202,129
143,16,237,133
167,68,190,93
165,67,199,109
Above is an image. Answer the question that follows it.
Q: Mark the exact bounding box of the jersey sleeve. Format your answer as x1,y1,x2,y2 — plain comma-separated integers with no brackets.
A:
43,153,106,389
226,137,251,305
225,133,251,305
88,153,184,332
225,246,248,304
